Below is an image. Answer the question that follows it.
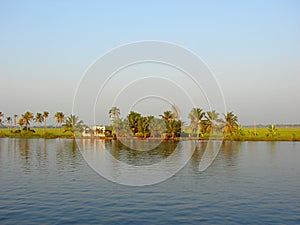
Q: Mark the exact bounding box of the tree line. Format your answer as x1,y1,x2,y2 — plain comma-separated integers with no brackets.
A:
0,111,83,137
0,107,240,139
108,107,239,139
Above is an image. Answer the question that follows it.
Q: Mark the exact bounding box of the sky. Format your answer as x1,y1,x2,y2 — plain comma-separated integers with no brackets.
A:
0,0,299,126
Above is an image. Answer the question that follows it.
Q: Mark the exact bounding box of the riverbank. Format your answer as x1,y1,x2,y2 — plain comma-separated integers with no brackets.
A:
1,127,300,141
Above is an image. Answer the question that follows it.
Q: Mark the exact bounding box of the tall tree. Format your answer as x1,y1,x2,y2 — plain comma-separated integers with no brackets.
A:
22,111,34,133
64,114,84,138
54,112,65,128
34,113,44,127
205,110,223,134
167,119,182,139
17,118,24,133
43,111,49,132
160,110,175,122
0,112,4,127
137,116,153,138
188,108,205,136
222,112,239,135
6,116,12,131
108,107,120,121
127,111,141,135
14,114,18,129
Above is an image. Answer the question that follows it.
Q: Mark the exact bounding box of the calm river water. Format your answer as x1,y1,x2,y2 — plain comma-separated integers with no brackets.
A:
0,138,299,224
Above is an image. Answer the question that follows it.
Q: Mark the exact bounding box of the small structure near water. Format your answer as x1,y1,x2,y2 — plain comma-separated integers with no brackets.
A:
81,126,108,138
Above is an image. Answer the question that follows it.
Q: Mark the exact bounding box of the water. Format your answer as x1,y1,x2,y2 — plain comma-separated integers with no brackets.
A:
0,138,300,224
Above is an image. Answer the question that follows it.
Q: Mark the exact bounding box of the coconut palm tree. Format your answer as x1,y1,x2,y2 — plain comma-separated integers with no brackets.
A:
108,107,120,121
22,111,34,132
6,116,12,131
160,110,175,122
54,112,65,128
17,118,24,133
137,116,153,138
14,114,18,129
34,113,44,127
188,108,205,136
267,124,278,137
64,114,84,138
127,111,141,135
0,112,4,127
222,112,239,135
167,119,183,139
43,111,49,132
204,110,223,135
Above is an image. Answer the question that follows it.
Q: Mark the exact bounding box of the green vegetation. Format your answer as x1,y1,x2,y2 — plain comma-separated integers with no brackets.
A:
0,109,299,141
0,127,75,139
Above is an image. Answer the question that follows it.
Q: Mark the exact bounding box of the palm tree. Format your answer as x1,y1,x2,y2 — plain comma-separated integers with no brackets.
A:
43,111,49,133
267,124,278,137
14,114,18,129
108,107,120,121
6,116,12,131
160,110,175,122
222,112,239,135
17,118,25,133
0,112,4,127
188,108,205,136
160,110,176,139
205,110,223,135
137,116,153,138
54,112,65,128
127,111,141,135
167,119,182,139
34,113,44,127
64,114,84,138
22,111,34,133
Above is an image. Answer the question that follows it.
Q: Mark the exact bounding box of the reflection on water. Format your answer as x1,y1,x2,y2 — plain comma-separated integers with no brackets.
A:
78,139,198,186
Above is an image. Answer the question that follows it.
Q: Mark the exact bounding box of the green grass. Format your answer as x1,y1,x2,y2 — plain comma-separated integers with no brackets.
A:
225,127,300,141
0,128,75,139
1,127,300,141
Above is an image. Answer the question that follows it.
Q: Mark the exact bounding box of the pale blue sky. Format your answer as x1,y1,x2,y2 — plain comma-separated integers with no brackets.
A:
0,0,299,125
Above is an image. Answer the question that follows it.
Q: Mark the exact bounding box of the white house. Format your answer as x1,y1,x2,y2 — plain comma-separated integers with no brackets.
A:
81,126,106,138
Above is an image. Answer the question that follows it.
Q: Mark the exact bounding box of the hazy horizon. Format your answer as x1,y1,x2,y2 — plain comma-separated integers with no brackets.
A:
1,1,299,126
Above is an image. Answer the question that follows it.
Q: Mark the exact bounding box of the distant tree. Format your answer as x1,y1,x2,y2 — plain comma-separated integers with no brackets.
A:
137,116,153,138
43,111,49,132
222,112,239,135
267,124,279,137
22,111,34,133
54,112,65,128
64,114,84,138
204,110,223,135
127,111,141,135
14,114,18,129
108,107,120,121
160,110,175,122
167,119,182,139
17,118,25,133
6,116,12,130
0,112,4,127
34,113,44,127
188,108,205,136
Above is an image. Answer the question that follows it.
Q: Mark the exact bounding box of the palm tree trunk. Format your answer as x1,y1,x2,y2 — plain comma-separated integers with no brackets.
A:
44,119,46,133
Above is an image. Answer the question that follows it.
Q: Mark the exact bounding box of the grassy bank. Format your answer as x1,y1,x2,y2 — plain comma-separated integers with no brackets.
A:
0,128,75,139
1,127,300,141
223,127,300,141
